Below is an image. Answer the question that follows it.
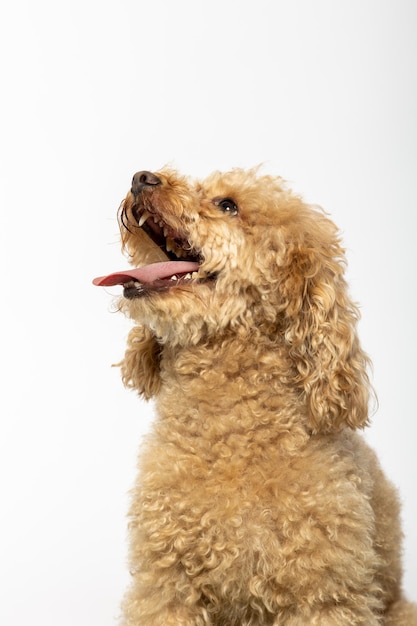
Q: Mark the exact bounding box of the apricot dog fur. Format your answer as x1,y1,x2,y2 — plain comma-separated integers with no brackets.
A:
94,167,416,624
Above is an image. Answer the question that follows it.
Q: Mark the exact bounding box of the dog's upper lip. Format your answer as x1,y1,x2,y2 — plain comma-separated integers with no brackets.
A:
93,261,200,287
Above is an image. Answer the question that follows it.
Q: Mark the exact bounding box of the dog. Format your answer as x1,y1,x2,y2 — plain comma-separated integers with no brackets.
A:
94,167,416,625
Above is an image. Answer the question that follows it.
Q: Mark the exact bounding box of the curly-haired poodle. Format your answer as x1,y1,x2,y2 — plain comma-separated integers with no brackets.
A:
94,167,416,625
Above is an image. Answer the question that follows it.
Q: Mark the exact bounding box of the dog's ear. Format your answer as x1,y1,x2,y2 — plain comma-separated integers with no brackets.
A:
118,326,162,400
279,213,371,434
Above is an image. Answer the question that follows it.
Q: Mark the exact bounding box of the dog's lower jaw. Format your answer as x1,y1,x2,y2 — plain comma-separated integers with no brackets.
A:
120,298,211,347
119,283,259,348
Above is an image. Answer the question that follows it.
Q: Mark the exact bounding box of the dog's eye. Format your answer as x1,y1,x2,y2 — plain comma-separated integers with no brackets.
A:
213,197,239,216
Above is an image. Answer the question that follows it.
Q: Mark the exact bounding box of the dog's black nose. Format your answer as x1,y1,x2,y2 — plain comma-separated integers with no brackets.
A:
131,171,162,196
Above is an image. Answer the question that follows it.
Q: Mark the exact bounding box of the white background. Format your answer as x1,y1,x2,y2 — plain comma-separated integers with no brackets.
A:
0,1,415,623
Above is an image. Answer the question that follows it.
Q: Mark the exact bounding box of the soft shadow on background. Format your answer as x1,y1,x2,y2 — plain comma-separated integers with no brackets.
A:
1,1,415,624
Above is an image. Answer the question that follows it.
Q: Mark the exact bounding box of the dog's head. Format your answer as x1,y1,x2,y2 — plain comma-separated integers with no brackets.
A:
96,167,303,340
94,167,371,433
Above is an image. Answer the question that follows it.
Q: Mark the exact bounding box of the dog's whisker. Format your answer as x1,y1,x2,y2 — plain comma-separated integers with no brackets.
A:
118,205,134,235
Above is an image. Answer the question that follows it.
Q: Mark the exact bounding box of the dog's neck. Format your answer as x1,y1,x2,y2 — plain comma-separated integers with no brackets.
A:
153,332,309,449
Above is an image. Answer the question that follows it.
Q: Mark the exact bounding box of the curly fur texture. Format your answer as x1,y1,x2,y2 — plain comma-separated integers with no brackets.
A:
101,167,416,624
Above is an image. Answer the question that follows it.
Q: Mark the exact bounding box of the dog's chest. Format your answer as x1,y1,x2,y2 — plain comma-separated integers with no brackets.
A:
135,426,305,575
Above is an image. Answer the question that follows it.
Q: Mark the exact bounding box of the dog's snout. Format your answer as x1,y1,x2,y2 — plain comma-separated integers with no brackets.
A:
131,171,162,196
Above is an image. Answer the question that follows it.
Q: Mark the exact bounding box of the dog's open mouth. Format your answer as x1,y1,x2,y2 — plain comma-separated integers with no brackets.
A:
93,261,201,297
93,202,204,298
131,204,200,264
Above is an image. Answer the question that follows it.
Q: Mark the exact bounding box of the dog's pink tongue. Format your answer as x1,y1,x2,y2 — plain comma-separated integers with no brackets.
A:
93,261,199,286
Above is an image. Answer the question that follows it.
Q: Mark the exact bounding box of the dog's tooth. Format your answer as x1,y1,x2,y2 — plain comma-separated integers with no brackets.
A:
166,238,174,253
138,210,151,227
191,271,199,279
184,273,191,280
170,275,178,281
